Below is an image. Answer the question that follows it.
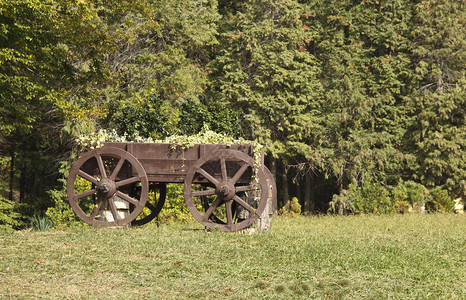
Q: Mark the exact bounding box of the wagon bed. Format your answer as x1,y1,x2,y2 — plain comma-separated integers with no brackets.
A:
106,142,258,183
67,142,276,232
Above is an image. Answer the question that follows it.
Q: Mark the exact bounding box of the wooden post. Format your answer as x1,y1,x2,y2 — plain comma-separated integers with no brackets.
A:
253,172,275,231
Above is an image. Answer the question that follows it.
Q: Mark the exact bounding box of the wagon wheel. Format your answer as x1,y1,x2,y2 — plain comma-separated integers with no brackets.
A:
67,147,148,227
184,149,268,232
131,183,167,226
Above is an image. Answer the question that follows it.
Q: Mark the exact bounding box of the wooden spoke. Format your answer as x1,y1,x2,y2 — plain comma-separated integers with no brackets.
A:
110,157,125,180
115,176,142,188
77,170,98,184
115,191,139,206
198,167,219,186
204,197,222,219
230,163,249,184
96,154,107,179
74,189,97,200
108,198,120,221
232,195,255,214
225,200,233,226
220,158,227,181
89,199,104,219
235,184,259,193
192,189,216,197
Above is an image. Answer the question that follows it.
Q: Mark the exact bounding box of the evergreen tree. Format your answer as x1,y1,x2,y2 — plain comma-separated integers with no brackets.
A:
405,0,465,197
211,0,322,160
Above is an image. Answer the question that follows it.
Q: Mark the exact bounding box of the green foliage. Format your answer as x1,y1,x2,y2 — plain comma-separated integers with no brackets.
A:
329,178,456,215
45,161,81,228
0,195,25,230
158,184,192,223
32,215,53,231
278,197,302,216
426,188,455,214
106,96,175,140
45,187,80,229
2,0,464,223
300,0,415,187
0,178,26,230
404,0,466,197
289,197,302,215
211,0,323,159
328,190,355,216
329,176,393,215
390,180,428,213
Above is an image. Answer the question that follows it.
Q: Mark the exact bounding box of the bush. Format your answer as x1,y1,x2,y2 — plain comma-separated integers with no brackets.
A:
158,184,192,222
328,178,455,215
426,188,455,213
328,190,355,215
46,186,81,229
32,215,53,231
0,195,26,230
45,161,82,229
329,176,393,215
391,181,429,213
278,197,302,216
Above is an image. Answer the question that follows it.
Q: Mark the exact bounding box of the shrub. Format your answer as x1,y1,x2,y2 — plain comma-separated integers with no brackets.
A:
328,190,355,215
391,180,429,213
158,184,192,222
0,195,26,230
350,180,393,214
46,187,80,229
289,197,302,215
278,197,302,216
45,161,82,228
329,176,394,215
426,188,454,213
32,215,53,231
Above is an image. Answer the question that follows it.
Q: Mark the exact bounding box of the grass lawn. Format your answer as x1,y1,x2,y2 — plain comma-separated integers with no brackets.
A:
0,214,465,299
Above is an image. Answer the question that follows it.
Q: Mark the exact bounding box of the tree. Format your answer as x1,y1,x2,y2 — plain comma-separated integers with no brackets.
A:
0,0,115,214
211,0,322,158
296,0,416,193
405,0,466,198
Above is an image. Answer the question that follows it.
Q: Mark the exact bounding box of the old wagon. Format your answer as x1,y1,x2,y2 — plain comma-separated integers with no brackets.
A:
66,142,276,232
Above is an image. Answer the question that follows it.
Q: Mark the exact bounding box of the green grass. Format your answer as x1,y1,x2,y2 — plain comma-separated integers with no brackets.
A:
1,214,465,299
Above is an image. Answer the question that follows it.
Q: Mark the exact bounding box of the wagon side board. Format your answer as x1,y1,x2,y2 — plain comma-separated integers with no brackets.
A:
103,142,259,183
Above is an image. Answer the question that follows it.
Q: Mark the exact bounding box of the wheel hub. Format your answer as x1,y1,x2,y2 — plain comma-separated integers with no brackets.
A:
216,181,235,200
97,178,116,197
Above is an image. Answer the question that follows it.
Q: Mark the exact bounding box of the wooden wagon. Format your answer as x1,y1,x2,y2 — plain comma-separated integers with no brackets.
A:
66,142,276,232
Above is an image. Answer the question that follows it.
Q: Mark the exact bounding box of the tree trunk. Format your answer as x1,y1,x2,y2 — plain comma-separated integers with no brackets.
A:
9,149,14,201
20,168,26,202
304,172,310,213
303,172,315,214
296,179,301,207
280,161,289,211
